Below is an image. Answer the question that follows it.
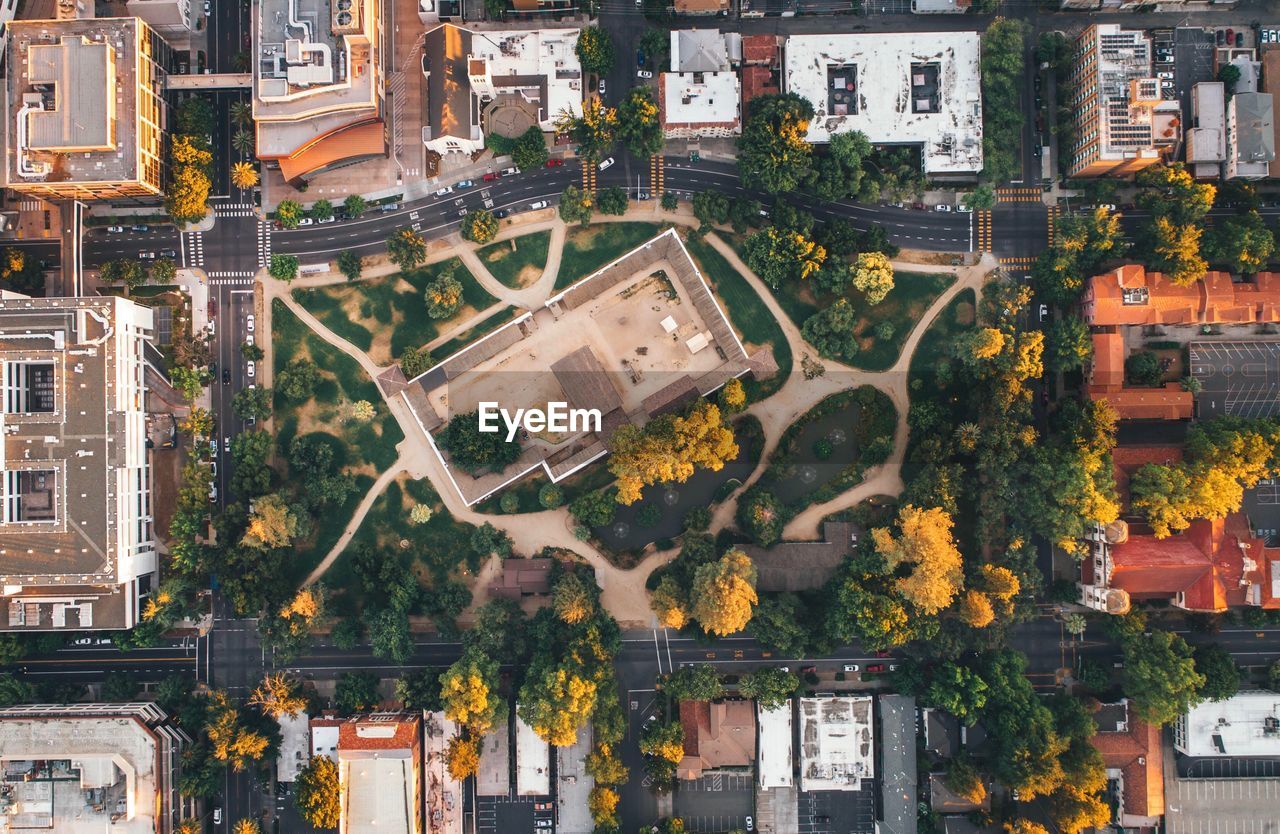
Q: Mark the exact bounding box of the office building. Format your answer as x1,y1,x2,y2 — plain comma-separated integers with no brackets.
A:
661,30,741,138
0,295,157,632
338,712,423,834
5,17,171,202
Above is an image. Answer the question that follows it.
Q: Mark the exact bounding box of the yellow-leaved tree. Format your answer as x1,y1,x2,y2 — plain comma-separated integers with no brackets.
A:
439,648,501,735
446,734,480,780
518,665,599,746
610,401,738,504
690,548,758,636
873,505,964,615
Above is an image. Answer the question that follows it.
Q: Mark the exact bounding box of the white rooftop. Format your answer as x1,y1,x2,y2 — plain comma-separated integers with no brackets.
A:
515,712,550,796
312,724,339,759
469,28,583,128
662,71,741,128
276,712,310,783
424,712,463,834
1176,692,1280,758
476,714,509,796
555,723,594,834
799,696,874,792
783,32,983,175
340,751,415,834
758,701,794,789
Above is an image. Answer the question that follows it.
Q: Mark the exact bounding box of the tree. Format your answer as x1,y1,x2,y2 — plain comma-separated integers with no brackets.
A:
177,96,215,135
233,820,262,834
559,98,616,163
205,691,270,771
167,158,211,222
1125,350,1163,386
597,186,628,216
569,488,617,527
511,126,550,171
807,130,874,202
295,755,342,829
743,227,826,288
101,259,147,290
964,185,997,211
1207,210,1275,273
399,346,432,379
169,366,205,402
447,734,480,779
388,228,427,270
231,129,254,156
639,720,684,763
443,411,522,473
689,549,758,636
575,26,615,75
470,522,512,558
1218,61,1242,94
873,505,964,615
268,254,299,282
0,247,43,294
231,386,272,421
1194,643,1241,702
1122,629,1206,726
277,358,320,401
248,673,307,718
343,194,367,218
440,648,502,734
462,208,499,243
335,671,380,714
242,494,302,549
738,487,785,547
231,430,274,496
738,94,814,193
426,271,463,319
519,663,599,745
1047,315,1091,373
850,252,895,304
395,668,443,711
333,250,361,282
150,257,177,285
558,184,594,225
181,407,215,438
309,199,334,221
924,662,989,725
945,758,987,805
617,86,663,159
102,671,140,701
231,161,259,190
980,20,1028,183
958,590,996,628
588,786,620,828
740,667,798,710
664,664,724,702
538,483,564,508
609,401,738,504
230,99,254,126
651,576,689,629
275,199,304,229
553,572,596,625
802,299,859,360
1148,216,1207,286
720,378,746,413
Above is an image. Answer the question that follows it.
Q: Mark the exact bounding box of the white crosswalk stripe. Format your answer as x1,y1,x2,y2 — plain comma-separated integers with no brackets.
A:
256,221,273,267
215,209,257,217
182,231,205,267
209,277,256,286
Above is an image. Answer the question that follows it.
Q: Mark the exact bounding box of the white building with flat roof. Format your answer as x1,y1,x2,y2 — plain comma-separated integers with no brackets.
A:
782,32,983,176
1187,82,1226,178
516,712,550,796
476,714,509,796
276,712,310,783
758,701,793,789
1175,691,1280,757
423,712,462,834
799,696,874,792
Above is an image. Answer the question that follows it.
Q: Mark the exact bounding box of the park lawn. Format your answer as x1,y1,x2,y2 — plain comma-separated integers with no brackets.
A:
554,223,664,289
323,475,479,614
843,272,956,371
686,235,792,399
475,459,615,515
292,257,495,365
725,235,821,327
477,230,551,288
907,287,978,446
431,304,521,360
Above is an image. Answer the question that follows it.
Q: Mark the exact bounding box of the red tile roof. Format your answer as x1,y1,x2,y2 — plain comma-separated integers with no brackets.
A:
677,700,756,779
1086,383,1193,420
1111,444,1183,505
1084,265,1280,327
1091,331,1126,389
741,66,779,119
1092,702,1164,819
338,713,421,752
742,35,778,65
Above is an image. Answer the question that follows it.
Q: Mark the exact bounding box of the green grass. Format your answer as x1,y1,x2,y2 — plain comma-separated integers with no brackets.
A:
292,257,495,362
475,459,616,515
555,223,664,290
477,230,551,288
726,236,821,326
686,235,792,399
431,305,521,360
844,272,956,371
907,288,978,438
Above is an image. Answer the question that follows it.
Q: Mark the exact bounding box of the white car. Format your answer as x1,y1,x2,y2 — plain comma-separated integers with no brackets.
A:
1039,303,1049,321
957,204,973,213
212,808,222,825
297,217,314,226
598,79,606,95
208,483,217,503
598,157,615,171
247,361,256,378
843,664,860,672
500,167,518,177
530,200,549,210
245,333,254,346
106,225,125,233
246,314,255,333
637,70,653,79
934,204,952,212
209,439,218,456
435,186,454,197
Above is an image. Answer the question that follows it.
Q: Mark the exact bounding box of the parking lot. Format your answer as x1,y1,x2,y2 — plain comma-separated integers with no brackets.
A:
673,773,754,833
477,794,547,834
1167,762,1280,834
1152,28,1215,131
1190,341,1280,418
797,788,877,834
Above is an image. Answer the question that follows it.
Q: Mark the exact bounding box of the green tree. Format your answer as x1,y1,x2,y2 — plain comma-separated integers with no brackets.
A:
150,257,177,285
369,608,413,664
462,209,499,243
231,430,274,496
102,671,140,701
276,358,320,401
399,346,432,379
748,594,808,657
511,126,550,171
395,668,444,711
964,185,997,211
1047,315,1091,373
559,184,595,225
743,226,826,287
442,411,522,473
664,664,724,702
737,487,785,547
101,259,148,291
597,187,628,215
740,667,798,710
294,755,342,829
617,86,664,159
924,662,989,725
337,250,363,281
575,27,615,75
1218,62,1242,95
470,522,513,558
343,194,367,218
1122,630,1206,726
569,488,617,527
485,0,506,18
229,99,253,126
557,98,616,163
980,19,1028,183
538,483,564,509
177,96,215,135
232,129,255,156
169,366,205,401
801,299,859,360
1206,210,1275,273
738,93,815,193
268,254,299,282
1136,163,1216,226
425,271,463,319
309,199,334,221
231,386,272,421
1194,643,1241,702
388,228,427,270
335,671,380,714
275,200,304,229
1125,350,1163,386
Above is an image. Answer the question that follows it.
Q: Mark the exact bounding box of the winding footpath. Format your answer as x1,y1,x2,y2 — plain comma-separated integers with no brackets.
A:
260,207,996,627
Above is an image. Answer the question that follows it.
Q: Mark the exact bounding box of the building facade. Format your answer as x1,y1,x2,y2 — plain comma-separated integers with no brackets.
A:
0,295,156,632
1066,25,1181,177
4,17,172,202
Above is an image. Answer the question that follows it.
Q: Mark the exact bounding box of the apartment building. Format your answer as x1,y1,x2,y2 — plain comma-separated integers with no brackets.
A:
1066,24,1181,178
0,295,157,632
660,30,741,139
0,702,190,833
4,17,172,202
338,713,423,834
253,0,386,184
125,0,196,47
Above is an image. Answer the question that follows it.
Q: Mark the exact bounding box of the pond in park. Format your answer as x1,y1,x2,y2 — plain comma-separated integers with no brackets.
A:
767,400,865,504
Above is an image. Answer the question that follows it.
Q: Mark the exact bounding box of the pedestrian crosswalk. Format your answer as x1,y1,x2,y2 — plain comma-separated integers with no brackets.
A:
17,200,46,212
997,187,1042,203
1047,205,1060,247
209,275,256,286
975,210,992,252
183,231,205,267
256,221,272,267
216,208,256,218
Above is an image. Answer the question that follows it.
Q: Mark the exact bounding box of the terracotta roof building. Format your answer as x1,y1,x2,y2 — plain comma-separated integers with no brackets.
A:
338,713,423,834
1085,331,1193,420
1092,700,1164,830
677,700,756,780
1079,512,1280,614
1083,265,1280,328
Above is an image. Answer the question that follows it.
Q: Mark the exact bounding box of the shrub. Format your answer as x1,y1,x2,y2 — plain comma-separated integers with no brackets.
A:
636,504,662,528
813,438,833,460
538,483,564,509
500,492,521,513
684,506,711,532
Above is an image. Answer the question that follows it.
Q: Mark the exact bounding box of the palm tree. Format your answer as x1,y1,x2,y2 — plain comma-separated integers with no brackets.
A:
232,129,254,156
230,161,259,190
229,100,253,126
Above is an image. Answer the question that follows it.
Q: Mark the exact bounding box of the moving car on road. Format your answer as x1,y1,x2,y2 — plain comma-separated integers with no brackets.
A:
598,157,615,170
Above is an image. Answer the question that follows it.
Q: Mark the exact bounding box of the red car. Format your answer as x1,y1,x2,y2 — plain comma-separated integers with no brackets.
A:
207,299,217,317
482,172,499,182
546,158,564,167
866,663,886,673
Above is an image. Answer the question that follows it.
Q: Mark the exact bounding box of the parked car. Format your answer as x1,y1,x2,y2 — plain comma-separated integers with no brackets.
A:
212,808,222,825
843,664,860,672
545,159,564,167
745,816,754,832
598,79,606,95
494,209,509,219
139,251,155,260
245,333,254,347
1217,29,1226,45
866,663,886,673
434,186,454,197
1157,71,1174,80
208,483,217,503
598,157,615,170
247,314,255,332
377,202,401,212
483,172,499,182
934,204,952,212
222,368,231,385
208,298,217,317
209,439,218,455
457,208,469,218
159,249,177,258
636,50,645,68
247,361,256,378
1039,303,1049,321
318,216,335,224
130,224,149,232
501,167,518,176
530,200,549,209
912,201,926,210
637,70,653,79
106,225,125,233
1236,31,1244,47
957,204,972,213
297,217,314,226
456,179,475,189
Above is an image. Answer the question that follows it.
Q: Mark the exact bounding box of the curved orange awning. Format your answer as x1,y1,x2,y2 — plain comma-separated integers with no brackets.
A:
277,120,386,182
